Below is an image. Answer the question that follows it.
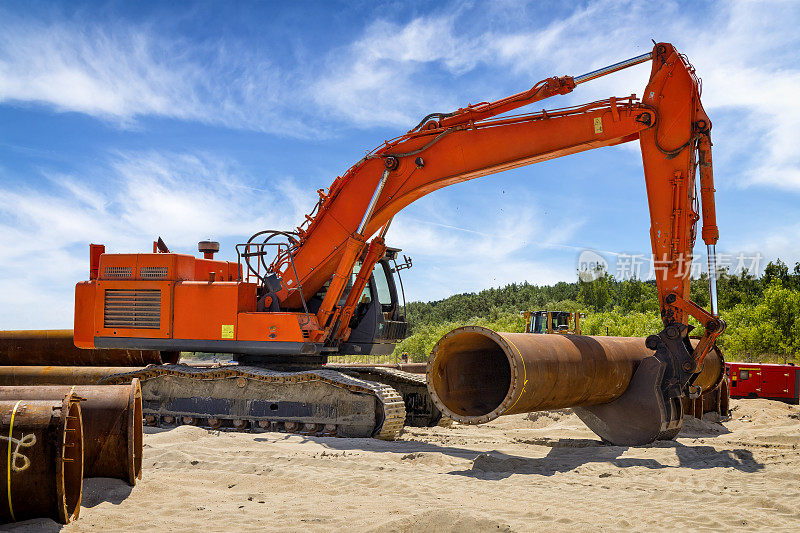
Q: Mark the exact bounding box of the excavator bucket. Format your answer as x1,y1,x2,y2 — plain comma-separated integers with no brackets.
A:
425,326,723,446
572,354,682,445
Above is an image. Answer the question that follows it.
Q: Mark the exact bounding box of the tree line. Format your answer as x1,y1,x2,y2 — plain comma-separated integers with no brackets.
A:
394,259,800,364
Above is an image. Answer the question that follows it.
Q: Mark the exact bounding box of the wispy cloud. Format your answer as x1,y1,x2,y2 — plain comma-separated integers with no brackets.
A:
0,12,314,135
387,192,584,299
311,15,482,127
3,1,799,192
0,151,312,327
315,1,800,191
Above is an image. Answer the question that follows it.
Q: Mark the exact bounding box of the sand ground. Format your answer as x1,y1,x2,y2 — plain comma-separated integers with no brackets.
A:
4,398,799,532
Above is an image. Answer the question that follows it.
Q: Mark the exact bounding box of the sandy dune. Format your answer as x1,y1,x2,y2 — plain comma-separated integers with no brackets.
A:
4,399,799,532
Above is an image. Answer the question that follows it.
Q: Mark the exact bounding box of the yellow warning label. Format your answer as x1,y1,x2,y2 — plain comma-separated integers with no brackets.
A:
221,324,234,339
593,117,603,134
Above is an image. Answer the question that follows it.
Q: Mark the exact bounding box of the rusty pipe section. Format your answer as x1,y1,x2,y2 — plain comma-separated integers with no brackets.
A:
0,395,83,524
0,330,174,366
689,340,725,393
0,381,142,485
426,326,724,425
0,366,142,386
683,341,728,419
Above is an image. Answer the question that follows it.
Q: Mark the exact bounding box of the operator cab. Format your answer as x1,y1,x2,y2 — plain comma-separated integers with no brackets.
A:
307,247,410,355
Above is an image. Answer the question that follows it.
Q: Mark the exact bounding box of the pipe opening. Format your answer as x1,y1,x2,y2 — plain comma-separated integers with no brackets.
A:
62,401,83,522
429,331,511,418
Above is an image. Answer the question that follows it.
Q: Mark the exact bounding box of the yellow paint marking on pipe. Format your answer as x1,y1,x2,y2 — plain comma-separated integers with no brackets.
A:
505,338,528,411
7,400,21,522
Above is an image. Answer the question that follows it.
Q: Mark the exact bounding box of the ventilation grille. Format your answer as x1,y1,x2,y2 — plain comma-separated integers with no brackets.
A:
104,289,161,329
140,266,168,279
104,267,132,279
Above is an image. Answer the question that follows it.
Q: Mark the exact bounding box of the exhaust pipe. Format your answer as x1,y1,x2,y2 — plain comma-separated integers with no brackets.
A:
426,326,724,445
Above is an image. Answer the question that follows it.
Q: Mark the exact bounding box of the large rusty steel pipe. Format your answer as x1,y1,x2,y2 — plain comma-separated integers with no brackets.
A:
0,330,174,366
0,381,143,485
0,366,143,386
427,327,648,424
426,326,724,426
0,395,83,524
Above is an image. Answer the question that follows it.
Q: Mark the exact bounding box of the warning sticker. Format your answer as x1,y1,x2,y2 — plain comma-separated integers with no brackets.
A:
221,324,234,339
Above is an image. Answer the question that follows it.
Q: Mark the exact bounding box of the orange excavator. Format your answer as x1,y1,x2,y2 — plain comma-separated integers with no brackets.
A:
73,42,725,441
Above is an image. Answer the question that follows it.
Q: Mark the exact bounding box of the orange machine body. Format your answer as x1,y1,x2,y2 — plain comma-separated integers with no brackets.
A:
75,247,322,356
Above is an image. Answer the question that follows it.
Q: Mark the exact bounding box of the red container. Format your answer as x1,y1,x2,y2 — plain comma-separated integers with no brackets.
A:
727,362,800,404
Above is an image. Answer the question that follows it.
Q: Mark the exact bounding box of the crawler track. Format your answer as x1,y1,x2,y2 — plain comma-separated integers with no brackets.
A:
328,366,443,428
101,365,406,440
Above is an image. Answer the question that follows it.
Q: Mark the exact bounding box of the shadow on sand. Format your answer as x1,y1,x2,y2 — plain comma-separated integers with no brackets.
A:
447,440,763,479
0,519,63,532
259,432,764,480
80,477,134,507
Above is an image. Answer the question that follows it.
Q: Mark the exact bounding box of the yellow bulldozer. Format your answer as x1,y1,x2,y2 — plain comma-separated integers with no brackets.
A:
522,311,585,335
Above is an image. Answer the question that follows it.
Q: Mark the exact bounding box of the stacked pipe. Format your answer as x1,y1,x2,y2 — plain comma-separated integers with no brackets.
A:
0,394,84,524
0,381,143,485
0,329,173,366
0,376,143,524
0,366,141,386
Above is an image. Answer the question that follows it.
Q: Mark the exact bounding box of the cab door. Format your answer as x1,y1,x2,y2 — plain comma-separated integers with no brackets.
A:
338,259,407,355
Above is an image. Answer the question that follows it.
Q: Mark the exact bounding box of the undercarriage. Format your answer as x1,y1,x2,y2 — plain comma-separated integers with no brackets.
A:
100,363,441,439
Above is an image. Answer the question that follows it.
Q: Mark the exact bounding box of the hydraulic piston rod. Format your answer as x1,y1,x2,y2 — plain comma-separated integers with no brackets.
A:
573,52,653,85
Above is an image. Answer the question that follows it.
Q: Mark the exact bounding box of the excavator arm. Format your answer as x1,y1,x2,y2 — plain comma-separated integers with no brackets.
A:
280,43,723,382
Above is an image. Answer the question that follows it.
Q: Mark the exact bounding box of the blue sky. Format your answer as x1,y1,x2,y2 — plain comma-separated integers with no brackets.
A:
1,0,799,328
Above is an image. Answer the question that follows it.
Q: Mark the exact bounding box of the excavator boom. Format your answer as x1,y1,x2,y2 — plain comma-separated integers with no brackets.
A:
278,43,722,356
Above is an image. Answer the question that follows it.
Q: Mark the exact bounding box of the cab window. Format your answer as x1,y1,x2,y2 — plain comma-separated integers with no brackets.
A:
348,263,371,306
314,262,371,306
372,263,392,305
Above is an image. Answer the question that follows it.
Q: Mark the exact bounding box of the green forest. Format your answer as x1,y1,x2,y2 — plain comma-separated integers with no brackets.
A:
394,259,800,364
